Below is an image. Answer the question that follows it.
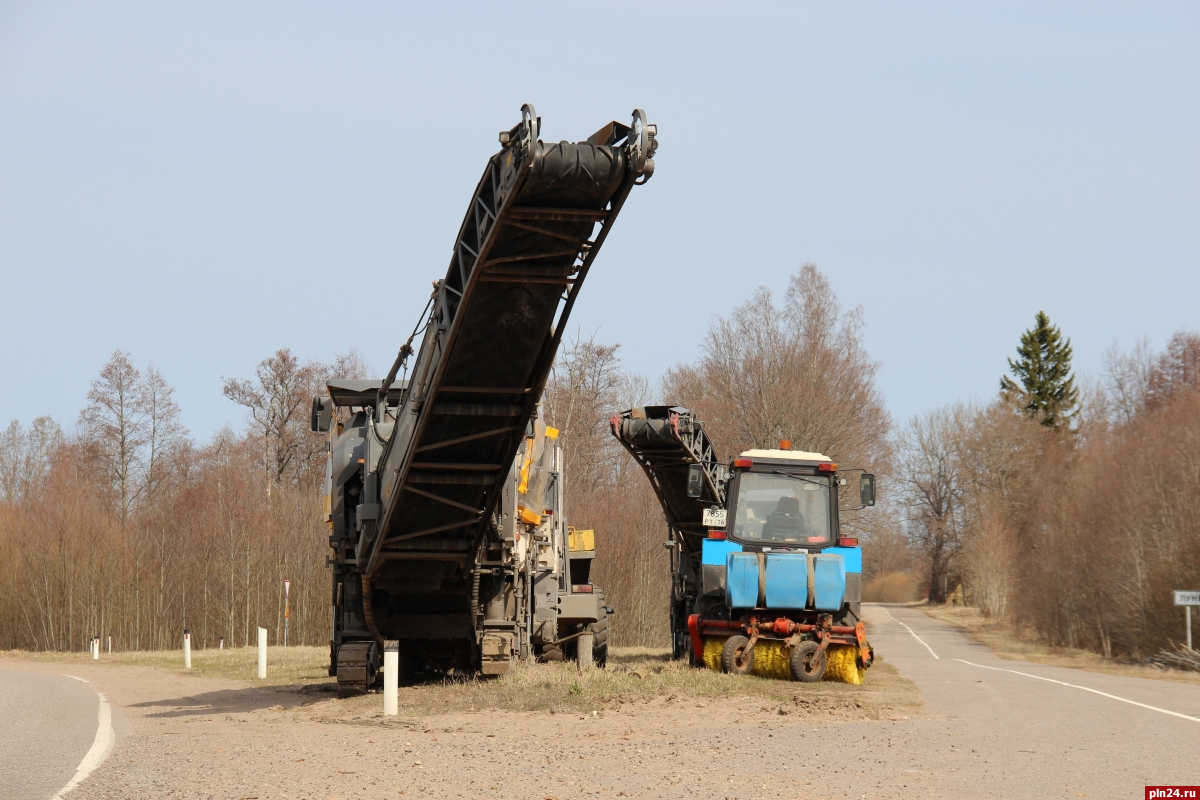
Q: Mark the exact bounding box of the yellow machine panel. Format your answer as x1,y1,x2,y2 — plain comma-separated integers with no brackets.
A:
568,528,595,552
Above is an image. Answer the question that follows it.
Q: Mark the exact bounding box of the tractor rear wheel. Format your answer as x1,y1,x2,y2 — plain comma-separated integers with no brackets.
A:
721,635,755,675
789,640,826,682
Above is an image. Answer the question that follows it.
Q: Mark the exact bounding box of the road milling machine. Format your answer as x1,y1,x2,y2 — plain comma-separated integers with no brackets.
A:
309,105,656,689
611,407,877,684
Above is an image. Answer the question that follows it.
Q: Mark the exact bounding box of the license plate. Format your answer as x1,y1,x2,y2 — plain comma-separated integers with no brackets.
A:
702,507,727,528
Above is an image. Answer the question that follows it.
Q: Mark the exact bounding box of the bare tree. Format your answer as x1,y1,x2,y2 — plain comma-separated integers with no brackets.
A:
1101,338,1154,424
958,493,1014,618
223,349,321,491
544,332,626,495
80,352,148,521
664,264,891,470
1101,331,1200,422
325,347,373,383
664,264,893,554
1146,331,1200,411
897,405,969,603
141,365,187,504
0,417,62,505
0,421,20,505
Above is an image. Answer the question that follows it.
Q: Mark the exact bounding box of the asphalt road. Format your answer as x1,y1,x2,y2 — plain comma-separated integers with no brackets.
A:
854,604,1200,797
0,670,102,800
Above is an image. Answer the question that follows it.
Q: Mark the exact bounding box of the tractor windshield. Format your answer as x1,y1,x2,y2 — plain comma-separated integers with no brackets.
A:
730,472,832,545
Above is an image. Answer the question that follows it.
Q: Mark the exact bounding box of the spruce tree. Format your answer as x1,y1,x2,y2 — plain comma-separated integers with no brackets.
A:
1000,310,1079,430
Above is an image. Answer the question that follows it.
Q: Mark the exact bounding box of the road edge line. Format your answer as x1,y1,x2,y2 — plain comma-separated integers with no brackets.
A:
874,604,940,659
954,659,1200,724
50,675,115,798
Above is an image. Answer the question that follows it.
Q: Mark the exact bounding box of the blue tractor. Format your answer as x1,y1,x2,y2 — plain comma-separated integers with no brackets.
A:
611,406,876,682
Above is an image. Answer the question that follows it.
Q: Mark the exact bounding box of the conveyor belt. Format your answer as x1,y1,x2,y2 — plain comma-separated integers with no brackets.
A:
609,406,724,549
360,106,657,578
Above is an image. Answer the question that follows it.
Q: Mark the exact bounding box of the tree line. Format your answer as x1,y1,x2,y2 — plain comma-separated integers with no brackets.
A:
895,318,1199,657
0,348,368,652
3,264,1195,660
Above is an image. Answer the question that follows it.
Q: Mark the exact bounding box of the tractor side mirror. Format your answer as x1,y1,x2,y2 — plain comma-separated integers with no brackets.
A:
686,464,704,498
311,395,333,433
860,473,876,507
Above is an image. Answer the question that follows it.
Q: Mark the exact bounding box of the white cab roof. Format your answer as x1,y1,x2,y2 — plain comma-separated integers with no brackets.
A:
739,448,831,462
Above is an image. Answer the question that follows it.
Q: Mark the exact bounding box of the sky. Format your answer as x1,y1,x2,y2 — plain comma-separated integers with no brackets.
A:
1,1,1197,441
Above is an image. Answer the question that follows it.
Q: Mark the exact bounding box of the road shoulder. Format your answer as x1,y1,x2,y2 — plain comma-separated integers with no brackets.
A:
919,603,1200,686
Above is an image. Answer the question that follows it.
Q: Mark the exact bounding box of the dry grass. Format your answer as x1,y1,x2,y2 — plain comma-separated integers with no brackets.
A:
309,646,922,720
919,604,1200,686
1,645,329,687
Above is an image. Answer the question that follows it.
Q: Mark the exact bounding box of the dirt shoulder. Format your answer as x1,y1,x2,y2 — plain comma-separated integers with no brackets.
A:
1,646,922,799
918,603,1200,686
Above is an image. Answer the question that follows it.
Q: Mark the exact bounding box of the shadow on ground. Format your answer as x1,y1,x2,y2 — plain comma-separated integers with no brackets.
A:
131,682,340,718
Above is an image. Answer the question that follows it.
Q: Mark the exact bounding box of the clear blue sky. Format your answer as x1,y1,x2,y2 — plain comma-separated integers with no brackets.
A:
2,2,1197,439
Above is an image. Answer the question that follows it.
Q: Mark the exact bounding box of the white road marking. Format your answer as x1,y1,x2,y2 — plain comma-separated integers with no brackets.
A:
51,675,115,798
954,659,1200,724
875,605,939,659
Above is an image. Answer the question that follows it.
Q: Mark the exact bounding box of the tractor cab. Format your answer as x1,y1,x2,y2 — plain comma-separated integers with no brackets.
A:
725,449,839,548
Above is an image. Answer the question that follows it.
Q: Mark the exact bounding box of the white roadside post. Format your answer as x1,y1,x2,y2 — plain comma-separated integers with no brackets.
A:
283,579,291,648
383,641,399,716
578,632,594,670
183,629,192,669
1175,591,1200,650
91,636,98,660
257,627,268,679
107,634,111,654
219,637,224,650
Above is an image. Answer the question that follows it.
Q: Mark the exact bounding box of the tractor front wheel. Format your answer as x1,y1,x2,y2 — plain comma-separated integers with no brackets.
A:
790,640,826,682
721,635,755,675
